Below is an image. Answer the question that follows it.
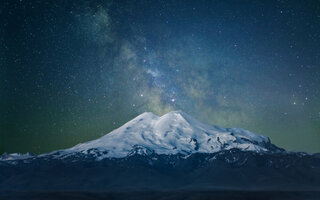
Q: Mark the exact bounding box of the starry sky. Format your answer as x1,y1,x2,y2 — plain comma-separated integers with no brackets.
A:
1,0,320,154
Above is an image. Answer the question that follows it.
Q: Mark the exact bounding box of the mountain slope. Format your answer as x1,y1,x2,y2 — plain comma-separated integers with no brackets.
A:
46,111,282,160
0,111,319,192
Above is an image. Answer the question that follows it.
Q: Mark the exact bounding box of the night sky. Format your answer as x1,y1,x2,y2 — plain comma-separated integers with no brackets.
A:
1,0,320,154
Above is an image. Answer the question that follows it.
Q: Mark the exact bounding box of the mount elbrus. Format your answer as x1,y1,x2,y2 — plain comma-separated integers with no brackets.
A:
1,111,320,191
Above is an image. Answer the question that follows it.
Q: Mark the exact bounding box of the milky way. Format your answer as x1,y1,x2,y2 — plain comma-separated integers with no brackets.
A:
1,0,320,154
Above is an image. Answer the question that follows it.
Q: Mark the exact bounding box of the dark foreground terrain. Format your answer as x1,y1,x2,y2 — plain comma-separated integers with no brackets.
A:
1,150,320,191
1,149,320,200
1,190,320,200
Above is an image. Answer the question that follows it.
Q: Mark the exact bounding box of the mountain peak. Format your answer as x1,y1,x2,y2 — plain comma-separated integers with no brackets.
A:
137,110,189,120
58,110,279,159
136,111,159,119
160,110,193,123
164,110,188,116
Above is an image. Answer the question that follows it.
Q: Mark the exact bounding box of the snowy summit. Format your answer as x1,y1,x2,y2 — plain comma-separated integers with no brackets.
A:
57,111,277,159
1,111,318,193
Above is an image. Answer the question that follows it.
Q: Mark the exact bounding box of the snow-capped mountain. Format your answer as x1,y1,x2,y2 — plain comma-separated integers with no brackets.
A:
39,111,281,160
1,111,283,162
0,111,319,192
